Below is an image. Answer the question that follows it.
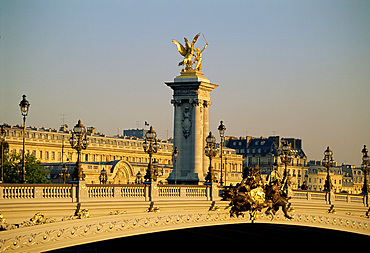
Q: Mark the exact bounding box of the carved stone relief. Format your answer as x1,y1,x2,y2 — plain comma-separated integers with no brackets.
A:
182,106,192,139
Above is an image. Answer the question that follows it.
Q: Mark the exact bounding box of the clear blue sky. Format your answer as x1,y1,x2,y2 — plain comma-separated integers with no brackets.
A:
1,0,369,165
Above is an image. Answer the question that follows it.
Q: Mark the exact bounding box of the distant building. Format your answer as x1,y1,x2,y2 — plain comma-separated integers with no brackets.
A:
123,129,148,139
305,161,368,194
226,135,308,189
1,123,243,185
341,164,367,194
307,160,342,192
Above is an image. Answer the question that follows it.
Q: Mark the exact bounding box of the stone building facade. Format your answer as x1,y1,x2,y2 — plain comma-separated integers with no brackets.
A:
226,135,308,189
2,123,243,185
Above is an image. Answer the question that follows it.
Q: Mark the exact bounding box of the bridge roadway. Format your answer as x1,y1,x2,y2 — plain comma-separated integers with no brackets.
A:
0,183,369,251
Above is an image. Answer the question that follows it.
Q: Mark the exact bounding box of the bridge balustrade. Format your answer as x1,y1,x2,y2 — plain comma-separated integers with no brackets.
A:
0,184,368,206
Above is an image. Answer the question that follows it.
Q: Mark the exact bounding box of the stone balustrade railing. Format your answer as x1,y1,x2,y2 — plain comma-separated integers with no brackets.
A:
291,189,367,206
0,182,214,203
0,183,368,206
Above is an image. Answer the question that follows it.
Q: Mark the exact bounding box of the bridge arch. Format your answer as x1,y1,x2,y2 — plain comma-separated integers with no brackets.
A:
1,200,369,252
58,222,370,251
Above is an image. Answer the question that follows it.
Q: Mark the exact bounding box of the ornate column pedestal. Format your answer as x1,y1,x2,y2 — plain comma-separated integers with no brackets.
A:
166,71,218,185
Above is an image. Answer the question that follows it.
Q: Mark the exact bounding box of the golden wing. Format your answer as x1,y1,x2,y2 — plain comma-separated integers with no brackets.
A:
191,33,200,46
172,40,187,56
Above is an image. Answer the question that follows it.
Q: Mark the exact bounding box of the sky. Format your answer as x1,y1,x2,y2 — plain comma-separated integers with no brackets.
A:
1,0,369,166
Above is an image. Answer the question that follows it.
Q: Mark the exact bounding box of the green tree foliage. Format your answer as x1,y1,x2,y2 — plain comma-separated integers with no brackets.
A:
2,145,50,184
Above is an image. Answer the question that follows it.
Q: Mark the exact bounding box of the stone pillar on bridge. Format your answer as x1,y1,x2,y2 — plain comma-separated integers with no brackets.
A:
166,71,218,185
74,181,89,202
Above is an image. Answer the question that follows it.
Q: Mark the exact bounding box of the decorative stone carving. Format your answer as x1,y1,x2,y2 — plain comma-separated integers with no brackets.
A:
182,106,192,139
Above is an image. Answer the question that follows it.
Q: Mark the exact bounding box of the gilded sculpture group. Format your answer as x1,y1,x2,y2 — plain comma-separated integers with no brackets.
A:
223,166,294,222
172,33,209,72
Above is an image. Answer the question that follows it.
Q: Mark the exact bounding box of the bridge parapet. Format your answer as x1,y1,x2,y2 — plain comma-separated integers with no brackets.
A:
1,184,368,206
0,186,370,251
291,190,367,205
0,183,215,203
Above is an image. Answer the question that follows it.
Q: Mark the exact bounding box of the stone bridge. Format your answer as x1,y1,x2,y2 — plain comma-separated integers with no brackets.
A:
0,183,369,251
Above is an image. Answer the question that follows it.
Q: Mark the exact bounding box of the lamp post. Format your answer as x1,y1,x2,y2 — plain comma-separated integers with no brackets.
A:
59,164,70,184
323,146,334,191
143,126,159,182
19,95,30,183
99,167,108,184
218,121,226,186
361,145,369,194
135,171,143,184
69,120,89,181
280,142,293,195
172,147,179,184
0,125,6,183
205,131,218,183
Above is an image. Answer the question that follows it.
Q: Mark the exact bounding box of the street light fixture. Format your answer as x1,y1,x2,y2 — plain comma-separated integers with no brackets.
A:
218,120,226,186
135,171,143,184
205,131,218,183
0,125,6,183
323,146,334,191
280,142,294,194
69,120,89,181
172,147,179,184
361,145,369,194
19,95,30,183
143,126,159,182
99,167,108,184
59,164,70,184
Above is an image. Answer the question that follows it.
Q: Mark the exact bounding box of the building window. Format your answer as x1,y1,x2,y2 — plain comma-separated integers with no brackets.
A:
51,151,55,160
45,151,49,160
85,154,89,162
39,151,42,159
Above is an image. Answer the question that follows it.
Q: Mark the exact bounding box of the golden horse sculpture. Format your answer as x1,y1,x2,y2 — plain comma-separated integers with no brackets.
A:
172,33,208,72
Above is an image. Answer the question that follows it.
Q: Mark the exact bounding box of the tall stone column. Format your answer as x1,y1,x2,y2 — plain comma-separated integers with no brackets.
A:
202,100,211,175
166,71,218,185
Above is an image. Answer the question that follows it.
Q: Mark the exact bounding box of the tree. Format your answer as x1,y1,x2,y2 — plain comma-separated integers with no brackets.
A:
3,152,50,184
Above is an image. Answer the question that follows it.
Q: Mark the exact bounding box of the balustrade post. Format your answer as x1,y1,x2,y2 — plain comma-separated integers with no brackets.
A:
179,186,186,197
347,194,351,203
307,191,311,200
72,181,88,202
363,193,368,207
144,181,158,201
326,191,335,205
34,186,43,199
114,186,120,198
205,182,218,201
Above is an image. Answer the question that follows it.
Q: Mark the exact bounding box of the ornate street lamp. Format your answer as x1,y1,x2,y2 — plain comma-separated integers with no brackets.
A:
323,146,334,191
218,120,226,186
0,125,6,183
69,120,89,181
280,142,294,194
361,145,369,194
135,171,143,184
59,164,70,184
172,147,179,184
19,95,30,183
143,126,159,182
99,167,108,184
205,131,218,183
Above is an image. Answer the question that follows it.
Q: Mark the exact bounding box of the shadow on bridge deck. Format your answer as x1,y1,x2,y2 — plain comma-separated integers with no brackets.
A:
52,223,369,252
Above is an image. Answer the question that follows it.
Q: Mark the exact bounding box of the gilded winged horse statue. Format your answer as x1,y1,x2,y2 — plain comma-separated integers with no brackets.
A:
172,33,208,72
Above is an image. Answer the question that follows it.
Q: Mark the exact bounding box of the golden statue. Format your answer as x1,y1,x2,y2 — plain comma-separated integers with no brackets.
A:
172,33,208,72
